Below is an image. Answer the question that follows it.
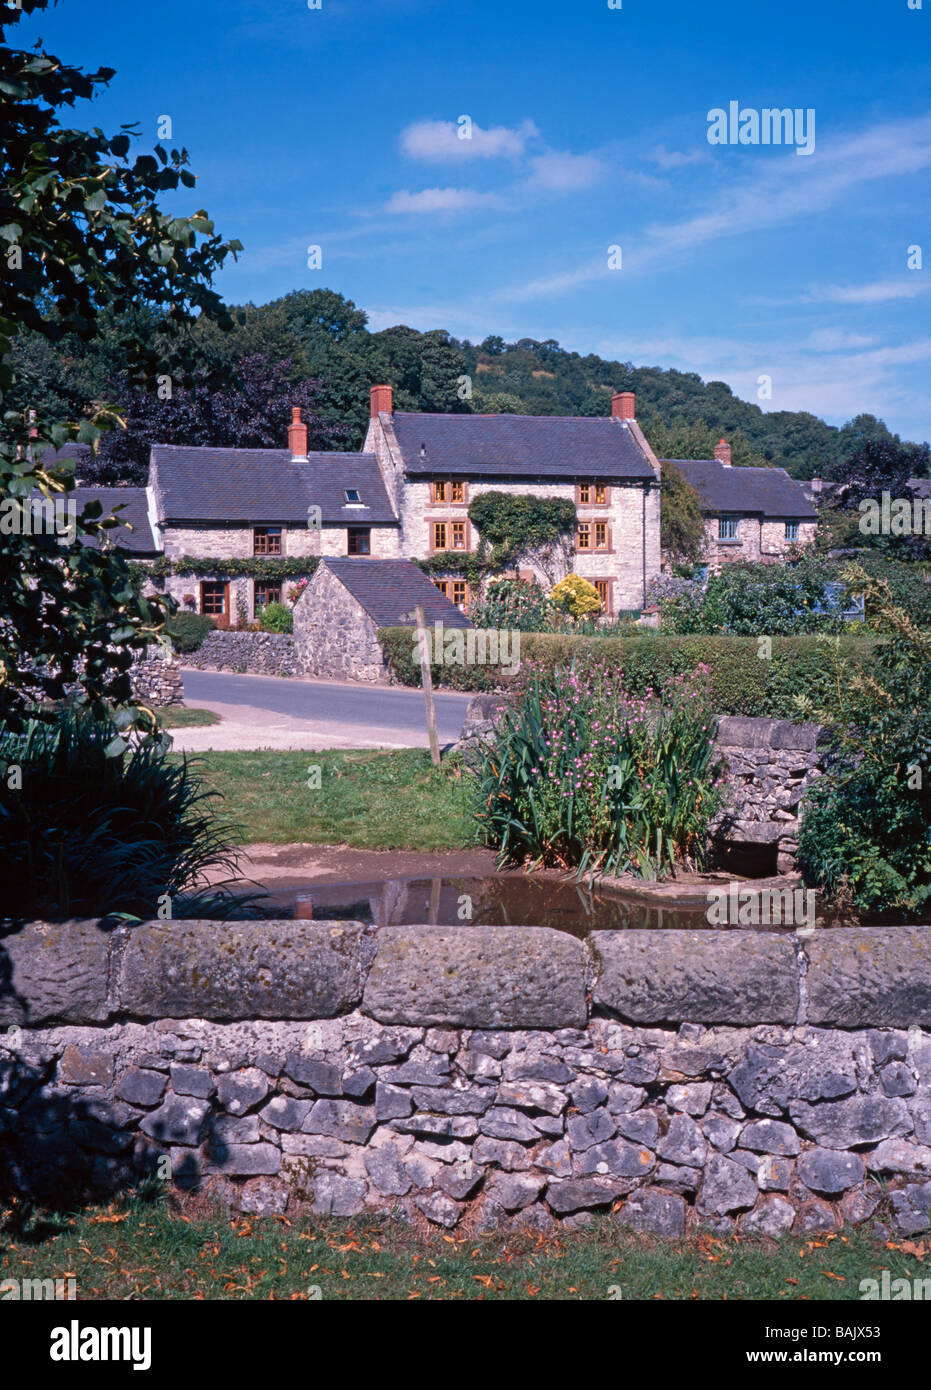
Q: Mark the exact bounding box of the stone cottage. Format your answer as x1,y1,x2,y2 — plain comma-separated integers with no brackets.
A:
362,384,663,615
664,440,817,571
293,558,472,682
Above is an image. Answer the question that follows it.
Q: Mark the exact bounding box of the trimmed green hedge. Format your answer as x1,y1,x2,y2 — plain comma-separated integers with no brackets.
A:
377,627,879,718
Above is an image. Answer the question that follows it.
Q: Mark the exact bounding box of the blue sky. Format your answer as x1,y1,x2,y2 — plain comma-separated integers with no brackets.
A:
23,0,931,440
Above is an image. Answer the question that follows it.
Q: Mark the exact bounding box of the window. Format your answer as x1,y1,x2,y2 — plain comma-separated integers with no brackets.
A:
431,479,467,504
579,483,591,505
594,580,610,614
450,520,467,550
594,484,608,505
578,483,608,505
254,581,281,616
594,521,609,550
344,488,362,504
434,578,469,610
785,520,800,541
718,515,740,541
347,527,371,555
432,521,447,550
253,526,282,555
200,581,227,616
577,522,591,550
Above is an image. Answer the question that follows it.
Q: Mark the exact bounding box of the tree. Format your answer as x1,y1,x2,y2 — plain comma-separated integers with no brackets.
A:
86,354,350,485
0,0,241,727
827,436,931,509
660,462,705,567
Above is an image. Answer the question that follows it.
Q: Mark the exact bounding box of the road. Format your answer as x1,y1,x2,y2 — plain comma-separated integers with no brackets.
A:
173,668,474,751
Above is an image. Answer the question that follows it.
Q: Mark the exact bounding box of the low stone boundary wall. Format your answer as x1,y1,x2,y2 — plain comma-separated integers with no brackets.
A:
129,646,184,707
180,630,298,678
712,716,827,874
3,921,931,1236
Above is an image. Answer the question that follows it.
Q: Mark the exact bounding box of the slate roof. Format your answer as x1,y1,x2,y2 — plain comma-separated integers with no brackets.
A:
69,487,159,554
316,558,473,628
663,459,817,519
151,447,396,525
390,411,657,480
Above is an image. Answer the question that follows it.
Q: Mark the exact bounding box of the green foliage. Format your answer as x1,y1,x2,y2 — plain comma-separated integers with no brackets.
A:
654,558,847,636
659,462,705,565
165,611,215,654
472,663,724,876
468,492,576,569
549,573,603,619
146,556,319,581
797,569,931,915
0,2,240,729
0,711,241,919
467,577,555,632
257,601,293,634
378,626,878,716
644,416,765,469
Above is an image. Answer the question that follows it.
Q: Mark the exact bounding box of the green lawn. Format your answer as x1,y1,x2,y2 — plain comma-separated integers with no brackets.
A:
176,748,476,849
157,706,221,728
2,1201,925,1301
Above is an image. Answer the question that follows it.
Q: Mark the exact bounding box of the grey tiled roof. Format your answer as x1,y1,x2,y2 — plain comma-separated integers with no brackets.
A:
318,559,473,628
70,487,159,554
390,411,656,480
152,447,396,525
663,459,817,519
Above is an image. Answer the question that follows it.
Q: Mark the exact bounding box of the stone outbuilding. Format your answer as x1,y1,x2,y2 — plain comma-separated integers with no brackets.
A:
293,557,473,682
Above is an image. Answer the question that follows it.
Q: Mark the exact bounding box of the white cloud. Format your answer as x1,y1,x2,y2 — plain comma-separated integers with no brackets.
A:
645,144,707,170
805,279,929,305
400,118,539,162
524,150,606,192
384,186,502,215
807,328,878,350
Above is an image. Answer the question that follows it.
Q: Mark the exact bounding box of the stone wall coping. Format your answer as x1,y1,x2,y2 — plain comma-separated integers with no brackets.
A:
2,919,930,1032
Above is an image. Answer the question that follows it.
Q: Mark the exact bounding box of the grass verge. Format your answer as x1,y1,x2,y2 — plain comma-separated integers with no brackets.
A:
1,1201,926,1300
173,748,476,849
157,707,221,728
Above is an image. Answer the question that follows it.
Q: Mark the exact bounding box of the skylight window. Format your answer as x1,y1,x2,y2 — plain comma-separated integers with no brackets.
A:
344,488,362,503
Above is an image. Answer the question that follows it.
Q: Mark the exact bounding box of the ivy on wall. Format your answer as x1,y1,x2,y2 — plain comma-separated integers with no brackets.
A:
138,556,321,581
416,493,577,585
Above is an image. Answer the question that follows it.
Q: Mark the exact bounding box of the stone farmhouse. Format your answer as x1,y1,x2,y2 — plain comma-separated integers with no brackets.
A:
65,387,816,626
663,439,817,572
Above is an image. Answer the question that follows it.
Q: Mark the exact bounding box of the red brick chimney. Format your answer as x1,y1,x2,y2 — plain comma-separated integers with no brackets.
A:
714,438,732,467
288,406,308,460
370,384,393,418
611,391,635,421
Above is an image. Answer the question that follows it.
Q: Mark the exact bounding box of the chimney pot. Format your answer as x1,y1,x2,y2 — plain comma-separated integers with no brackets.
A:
288,406,308,460
611,391,636,421
714,438,732,467
370,383,393,418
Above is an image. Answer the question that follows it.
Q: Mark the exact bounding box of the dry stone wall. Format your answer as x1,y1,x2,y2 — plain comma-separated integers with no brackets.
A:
179,630,298,678
3,921,931,1238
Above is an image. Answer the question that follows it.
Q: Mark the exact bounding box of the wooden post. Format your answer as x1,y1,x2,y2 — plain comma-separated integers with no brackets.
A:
414,603,440,767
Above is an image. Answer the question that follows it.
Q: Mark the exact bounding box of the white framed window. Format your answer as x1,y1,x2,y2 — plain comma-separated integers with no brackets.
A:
718,515,740,541
785,520,800,541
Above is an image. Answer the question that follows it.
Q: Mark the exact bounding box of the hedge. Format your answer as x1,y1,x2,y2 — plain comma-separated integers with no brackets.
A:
377,627,879,718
